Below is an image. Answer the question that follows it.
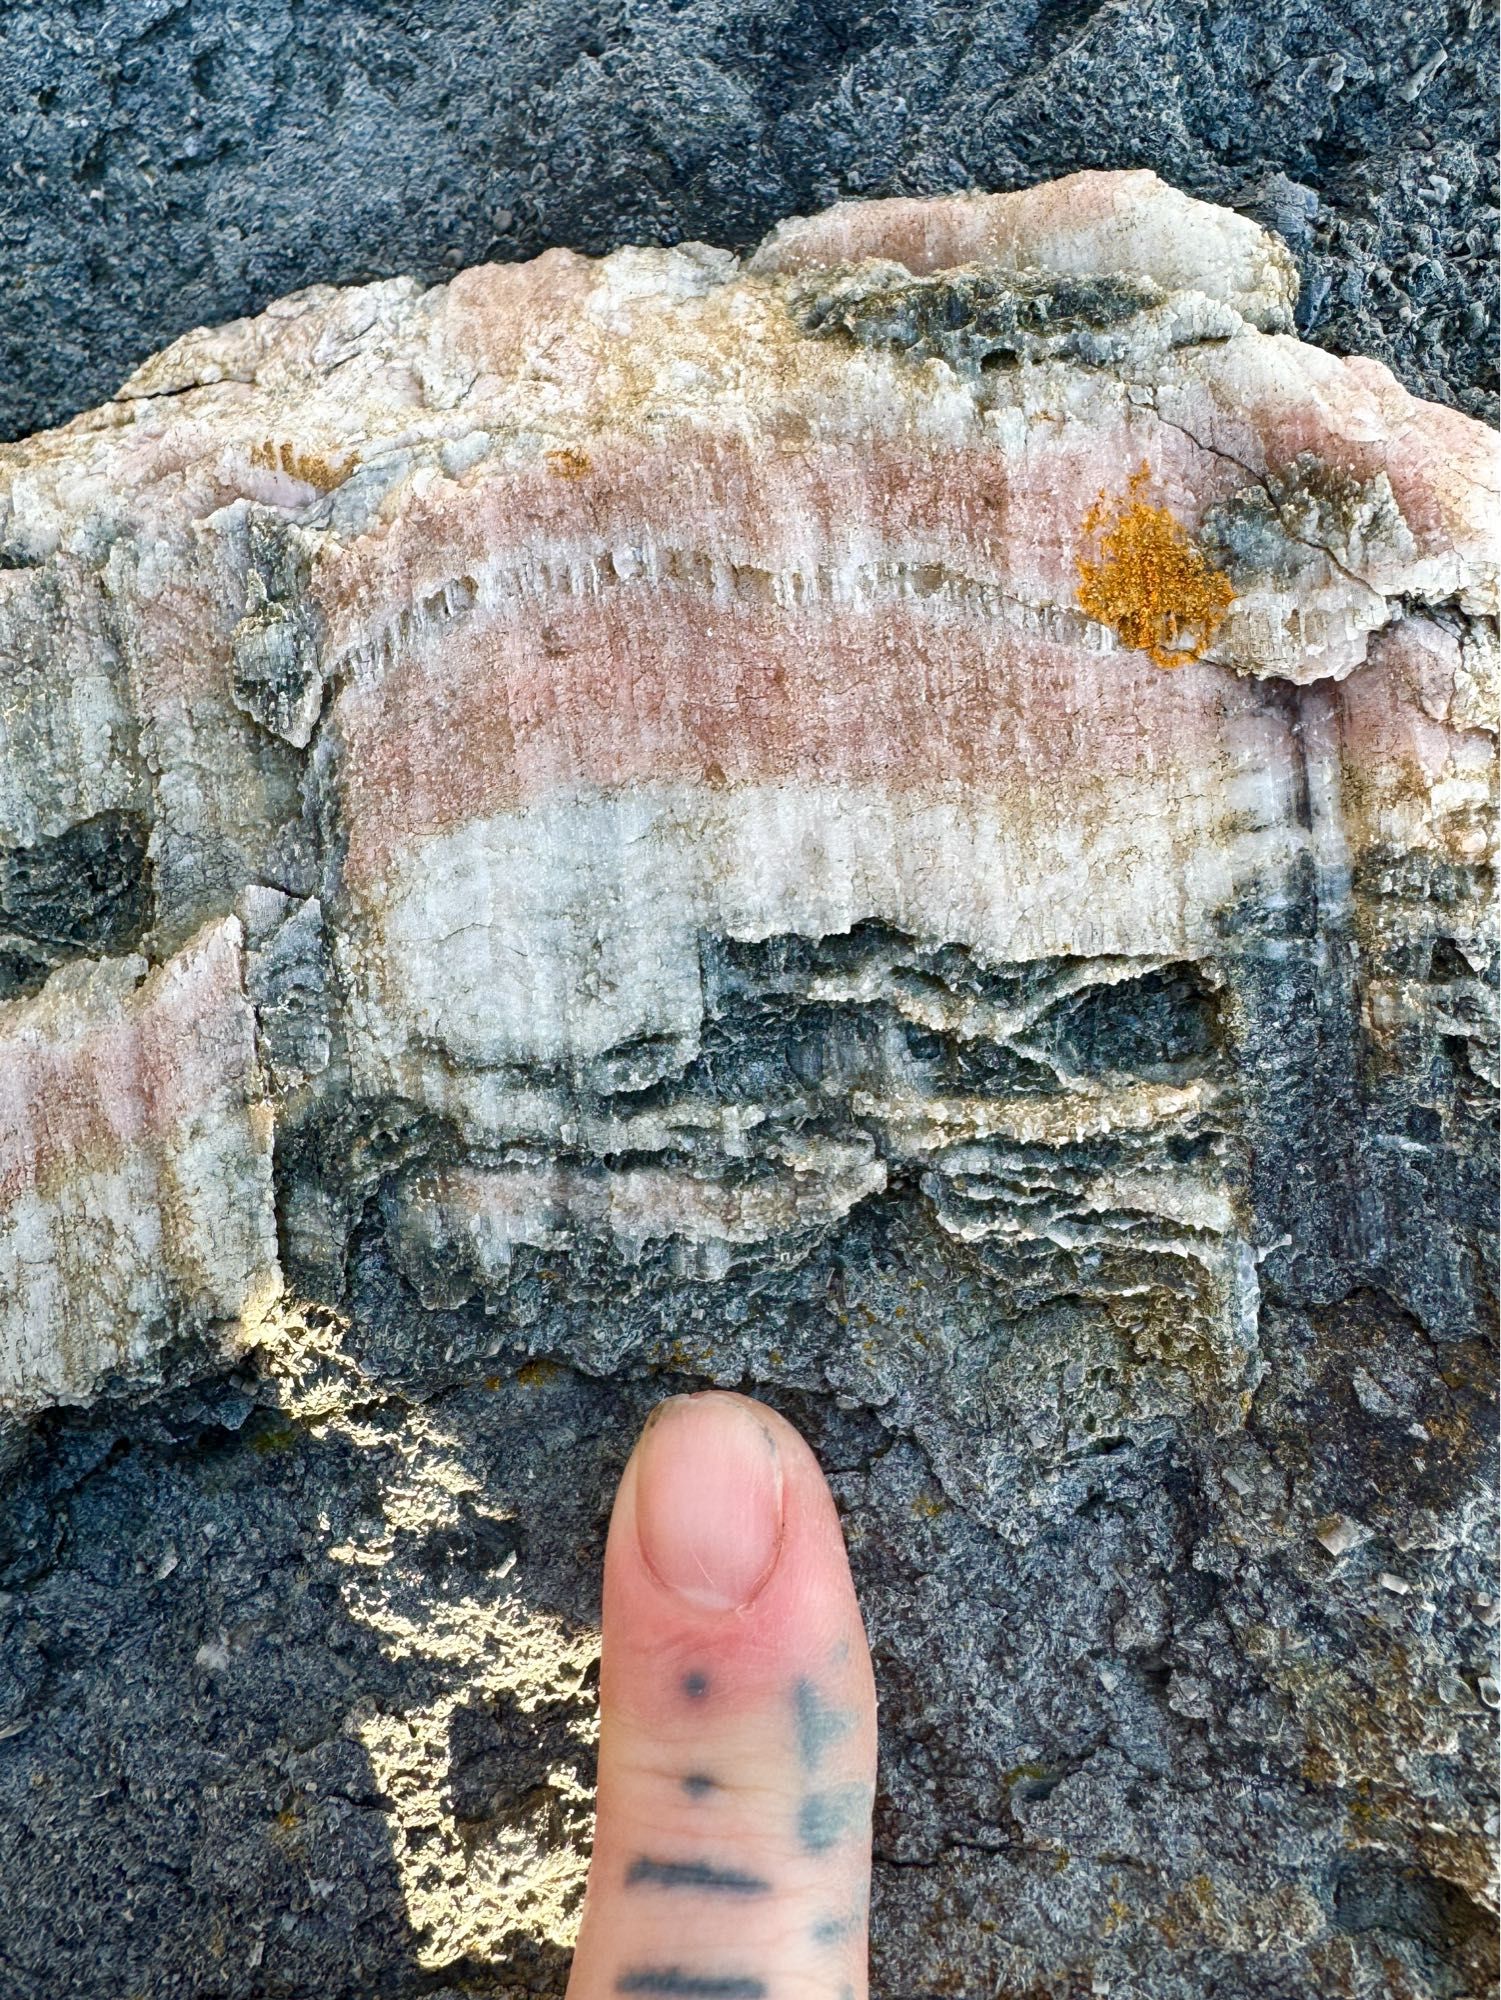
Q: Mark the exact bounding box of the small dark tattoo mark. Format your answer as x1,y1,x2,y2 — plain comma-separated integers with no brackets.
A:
682,1671,710,1700
626,1857,771,1896
798,1783,870,1855
812,1911,857,1945
793,1677,855,1772
682,1772,717,1798
616,1975,766,1998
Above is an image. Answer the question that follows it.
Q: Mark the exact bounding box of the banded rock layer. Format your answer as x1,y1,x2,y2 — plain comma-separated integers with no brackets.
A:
2,167,1493,1414
0,171,1496,1996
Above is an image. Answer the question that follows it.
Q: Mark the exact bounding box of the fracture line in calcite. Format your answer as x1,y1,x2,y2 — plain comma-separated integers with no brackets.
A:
310,392,1487,702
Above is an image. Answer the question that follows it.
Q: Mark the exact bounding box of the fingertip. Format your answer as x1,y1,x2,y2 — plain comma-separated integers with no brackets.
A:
603,1390,867,1668
634,1393,786,1612
573,1392,876,1997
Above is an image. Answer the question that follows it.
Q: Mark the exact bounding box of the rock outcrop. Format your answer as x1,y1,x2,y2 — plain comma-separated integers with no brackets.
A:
0,173,1495,1998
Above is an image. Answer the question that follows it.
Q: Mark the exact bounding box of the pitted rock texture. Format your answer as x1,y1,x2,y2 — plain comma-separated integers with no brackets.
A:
0,0,1496,443
0,176,1496,1997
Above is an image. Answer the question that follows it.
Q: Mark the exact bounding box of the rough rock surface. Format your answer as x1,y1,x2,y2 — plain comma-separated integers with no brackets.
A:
2,0,1501,446
0,173,1497,1997
1,0,1497,447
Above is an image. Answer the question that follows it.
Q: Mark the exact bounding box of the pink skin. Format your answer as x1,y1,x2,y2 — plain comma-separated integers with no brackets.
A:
567,1392,878,1999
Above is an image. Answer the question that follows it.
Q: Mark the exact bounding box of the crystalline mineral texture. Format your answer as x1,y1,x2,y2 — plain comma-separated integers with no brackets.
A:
0,171,1496,1995
0,919,276,1410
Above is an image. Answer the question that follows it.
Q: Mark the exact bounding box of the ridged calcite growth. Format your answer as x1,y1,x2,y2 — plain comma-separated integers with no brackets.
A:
0,919,276,1411
3,167,1493,1404
0,171,1495,1995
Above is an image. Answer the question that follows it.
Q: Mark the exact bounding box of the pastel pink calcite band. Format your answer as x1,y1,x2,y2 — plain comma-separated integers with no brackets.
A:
0,169,1494,1412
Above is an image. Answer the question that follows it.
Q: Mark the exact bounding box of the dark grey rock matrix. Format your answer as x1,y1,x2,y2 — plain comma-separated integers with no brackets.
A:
0,0,1496,444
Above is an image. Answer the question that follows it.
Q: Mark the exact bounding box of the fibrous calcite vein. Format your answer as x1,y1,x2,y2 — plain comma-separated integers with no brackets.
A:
0,170,1494,1425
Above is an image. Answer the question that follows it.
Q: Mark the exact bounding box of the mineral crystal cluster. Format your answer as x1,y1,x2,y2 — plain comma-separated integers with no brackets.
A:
1,171,1495,1998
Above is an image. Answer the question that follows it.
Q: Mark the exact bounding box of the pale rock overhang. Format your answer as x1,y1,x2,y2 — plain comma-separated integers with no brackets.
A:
0,169,1494,1418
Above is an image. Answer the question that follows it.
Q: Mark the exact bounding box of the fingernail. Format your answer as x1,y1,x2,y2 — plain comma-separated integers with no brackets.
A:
635,1394,784,1612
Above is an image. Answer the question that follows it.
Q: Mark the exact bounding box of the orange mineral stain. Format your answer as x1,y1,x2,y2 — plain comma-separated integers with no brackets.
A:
1076,462,1235,669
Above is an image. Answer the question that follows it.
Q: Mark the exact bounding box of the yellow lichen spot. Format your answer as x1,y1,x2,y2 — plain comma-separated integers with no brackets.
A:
911,1492,947,1520
1102,1883,1133,1936
545,447,592,479
248,437,352,490
516,1357,561,1387
1187,1873,1219,1916
1077,462,1234,670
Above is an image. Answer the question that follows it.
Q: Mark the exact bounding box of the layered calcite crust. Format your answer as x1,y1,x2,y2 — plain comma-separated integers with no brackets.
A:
0,168,1495,1416
0,919,276,1407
